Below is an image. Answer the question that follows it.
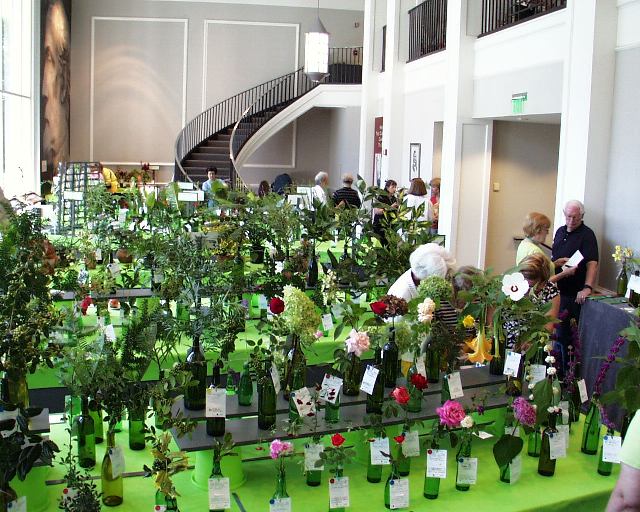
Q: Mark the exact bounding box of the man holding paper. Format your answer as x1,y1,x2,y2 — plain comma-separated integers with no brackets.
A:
551,200,599,368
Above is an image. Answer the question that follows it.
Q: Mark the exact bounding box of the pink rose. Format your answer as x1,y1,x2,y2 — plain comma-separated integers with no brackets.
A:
390,386,410,405
436,400,466,428
345,329,370,357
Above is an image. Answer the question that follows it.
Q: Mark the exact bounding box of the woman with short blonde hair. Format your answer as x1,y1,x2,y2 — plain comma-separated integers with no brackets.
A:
522,212,551,238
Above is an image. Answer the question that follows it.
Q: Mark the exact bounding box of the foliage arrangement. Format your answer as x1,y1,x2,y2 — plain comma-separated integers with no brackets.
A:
143,427,190,498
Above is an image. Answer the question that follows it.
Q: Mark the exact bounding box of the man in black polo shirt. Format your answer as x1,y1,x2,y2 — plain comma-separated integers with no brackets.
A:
332,173,362,209
551,199,599,367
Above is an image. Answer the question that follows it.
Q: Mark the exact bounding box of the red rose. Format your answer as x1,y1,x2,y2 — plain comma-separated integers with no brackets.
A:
390,386,410,405
410,373,428,391
80,296,93,316
331,433,346,447
370,301,387,316
393,434,405,444
269,297,285,314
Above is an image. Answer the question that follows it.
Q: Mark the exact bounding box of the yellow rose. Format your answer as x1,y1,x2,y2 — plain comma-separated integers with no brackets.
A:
462,315,475,329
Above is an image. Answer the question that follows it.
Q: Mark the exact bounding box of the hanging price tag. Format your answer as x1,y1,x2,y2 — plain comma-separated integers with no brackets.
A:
509,455,522,485
557,424,570,450
104,324,116,342
426,449,447,478
304,443,324,471
208,477,231,510
322,314,334,331
416,356,427,378
603,435,622,463
270,362,281,395
529,364,547,385
319,374,343,404
360,365,379,395
109,446,125,478
7,497,26,512
503,351,522,377
329,476,350,509
578,379,589,403
401,430,420,457
269,497,292,512
292,387,315,417
446,372,464,399
388,478,409,509
456,457,478,485
258,295,268,310
206,388,227,418
371,437,391,465
549,432,566,460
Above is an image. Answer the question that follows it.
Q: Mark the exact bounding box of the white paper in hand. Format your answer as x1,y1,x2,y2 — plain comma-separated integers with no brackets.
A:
503,351,522,377
319,374,343,404
562,250,584,271
602,435,622,463
446,372,464,399
426,449,447,478
389,478,409,509
360,365,379,395
370,437,391,465
206,388,226,418
329,476,350,509
401,430,420,457
208,477,231,510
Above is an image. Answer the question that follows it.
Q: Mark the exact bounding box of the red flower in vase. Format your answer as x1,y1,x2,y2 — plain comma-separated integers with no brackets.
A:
393,434,405,444
410,373,428,391
370,301,387,316
269,297,285,314
331,433,346,447
80,296,93,315
390,386,410,405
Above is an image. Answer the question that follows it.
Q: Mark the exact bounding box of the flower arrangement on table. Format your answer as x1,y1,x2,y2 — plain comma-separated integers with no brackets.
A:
143,427,190,500
270,439,295,479
316,433,355,475
612,245,634,271
612,245,638,296
332,328,371,396
492,396,538,475
529,342,562,425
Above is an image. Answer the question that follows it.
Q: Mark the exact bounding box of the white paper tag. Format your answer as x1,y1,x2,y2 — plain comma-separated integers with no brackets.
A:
446,372,464,399
401,430,420,457
153,270,164,284
473,431,493,440
557,424,570,450
509,455,522,485
319,374,343,404
628,275,640,295
108,262,121,277
154,506,167,512
371,437,391,465
61,487,77,506
208,477,231,509
118,208,128,224
360,365,379,395
0,408,18,434
426,449,447,478
578,379,589,403
603,435,622,463
304,443,324,471
258,295,268,310
292,387,315,417
7,497,26,512
329,476,350,509
389,478,409,509
271,362,281,395
505,425,521,437
95,248,102,261
322,314,334,331
65,190,84,201
269,497,292,512
206,388,227,418
104,324,116,342
530,364,547,385
109,446,125,478
416,357,427,378
503,351,522,377
559,401,570,425
456,457,478,485
549,432,566,460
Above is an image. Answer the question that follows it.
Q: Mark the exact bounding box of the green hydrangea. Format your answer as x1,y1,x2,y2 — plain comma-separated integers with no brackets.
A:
417,276,452,304
282,285,321,346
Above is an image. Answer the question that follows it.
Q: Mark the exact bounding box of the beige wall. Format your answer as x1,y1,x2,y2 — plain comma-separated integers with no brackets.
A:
485,121,560,273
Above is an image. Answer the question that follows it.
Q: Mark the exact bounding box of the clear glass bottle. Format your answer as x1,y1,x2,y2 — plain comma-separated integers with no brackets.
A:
101,431,123,506
184,336,207,410
343,353,362,396
581,402,601,455
206,362,225,437
76,396,96,469
538,412,559,477
237,362,253,406
271,466,289,503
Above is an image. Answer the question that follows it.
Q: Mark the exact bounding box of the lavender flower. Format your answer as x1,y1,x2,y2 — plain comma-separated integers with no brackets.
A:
512,397,537,427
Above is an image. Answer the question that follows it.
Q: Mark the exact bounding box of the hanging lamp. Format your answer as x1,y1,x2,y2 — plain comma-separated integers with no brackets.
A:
304,0,330,82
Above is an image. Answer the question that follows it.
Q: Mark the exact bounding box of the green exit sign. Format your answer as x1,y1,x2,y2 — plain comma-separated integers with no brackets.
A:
512,92,528,114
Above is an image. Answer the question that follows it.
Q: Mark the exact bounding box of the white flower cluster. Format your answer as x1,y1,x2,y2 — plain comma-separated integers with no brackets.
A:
545,355,555,364
417,297,436,324
546,367,557,376
461,415,475,428
547,406,561,414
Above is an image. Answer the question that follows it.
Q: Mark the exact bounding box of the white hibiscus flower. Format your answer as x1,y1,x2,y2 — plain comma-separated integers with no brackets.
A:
501,272,530,301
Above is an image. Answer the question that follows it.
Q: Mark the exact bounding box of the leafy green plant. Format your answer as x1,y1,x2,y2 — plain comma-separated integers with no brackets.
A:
143,427,190,498
59,435,102,511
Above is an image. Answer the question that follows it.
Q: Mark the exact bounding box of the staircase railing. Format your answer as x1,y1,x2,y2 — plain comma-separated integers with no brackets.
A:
480,0,566,37
229,47,363,181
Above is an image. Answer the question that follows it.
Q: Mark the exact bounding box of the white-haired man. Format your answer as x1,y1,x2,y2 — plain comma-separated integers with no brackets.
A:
312,171,329,205
551,200,599,368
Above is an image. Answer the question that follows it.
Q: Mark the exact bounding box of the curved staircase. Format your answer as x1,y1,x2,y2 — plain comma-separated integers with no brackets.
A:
174,47,363,189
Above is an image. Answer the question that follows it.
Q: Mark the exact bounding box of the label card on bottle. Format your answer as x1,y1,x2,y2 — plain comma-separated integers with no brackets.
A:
329,476,350,508
108,262,121,277
401,430,420,457
371,437,391,465
117,208,128,225
557,424,570,450
7,497,26,512
389,478,409,509
109,446,125,478
549,432,566,459
446,372,464,399
61,487,77,506
603,435,622,463
360,365,379,395
258,295,268,310
269,497,292,512
103,323,116,342
292,387,315,417
559,401,570,425
577,379,589,403
95,248,102,261
319,374,343,404
529,364,547,385
154,506,167,511
426,449,447,478
456,457,478,485
270,362,281,395
322,314,334,331
503,351,522,377
505,426,521,437
208,477,231,509
416,356,427,378
509,455,522,485
304,443,324,471
206,388,227,418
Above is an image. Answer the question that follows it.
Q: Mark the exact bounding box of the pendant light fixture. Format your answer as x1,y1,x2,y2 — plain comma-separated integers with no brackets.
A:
304,0,330,82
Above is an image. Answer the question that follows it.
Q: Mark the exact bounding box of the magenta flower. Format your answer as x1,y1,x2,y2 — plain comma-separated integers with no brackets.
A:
269,439,294,459
436,400,466,428
512,397,537,427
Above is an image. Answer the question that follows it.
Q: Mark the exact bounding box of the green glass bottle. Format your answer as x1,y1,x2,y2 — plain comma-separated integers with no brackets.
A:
305,441,323,487
237,362,253,407
343,353,362,396
225,367,236,396
440,373,451,405
366,349,384,414
538,412,559,477
101,431,124,506
184,336,207,411
271,466,289,503
366,438,383,483
528,428,541,457
209,459,225,512
89,399,104,444
76,396,96,469
288,365,305,423
324,390,340,424
383,463,401,509
425,346,440,383
597,429,615,476
455,436,473,491
581,402,601,455
206,363,225,437
382,331,399,388
423,445,442,499
406,359,423,413
155,489,179,511
128,406,146,451
258,361,277,431
396,436,410,477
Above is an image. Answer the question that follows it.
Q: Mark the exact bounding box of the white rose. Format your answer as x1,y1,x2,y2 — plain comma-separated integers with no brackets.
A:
547,406,556,413
545,356,555,364
528,383,535,390
546,367,557,376
529,394,535,401
461,415,474,428
544,344,553,353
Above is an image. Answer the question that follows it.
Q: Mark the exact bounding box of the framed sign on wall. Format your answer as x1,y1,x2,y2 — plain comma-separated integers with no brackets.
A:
409,143,421,181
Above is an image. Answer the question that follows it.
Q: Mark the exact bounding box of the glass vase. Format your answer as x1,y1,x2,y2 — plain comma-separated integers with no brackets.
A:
76,396,96,469
616,264,628,297
423,445,441,499
258,364,277,431
306,244,318,287
538,413,559,477
128,406,146,451
89,399,104,444
184,336,207,411
324,391,340,424
581,402,601,455
288,363,306,423
528,428,541,457
329,467,346,512
383,463,401,509
382,334,399,388
455,436,472,491
395,440,410,476
406,359,423,413
155,490,179,511
425,347,440,384
343,353,362,396
237,362,254,406
365,362,384,415
101,431,124,507
306,468,322,487
367,441,383,483
597,428,615,476
271,467,289,502
284,336,306,401
207,364,225,437
440,373,451,405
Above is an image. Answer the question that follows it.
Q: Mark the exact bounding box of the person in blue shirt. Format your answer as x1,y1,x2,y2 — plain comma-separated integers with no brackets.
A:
202,167,225,207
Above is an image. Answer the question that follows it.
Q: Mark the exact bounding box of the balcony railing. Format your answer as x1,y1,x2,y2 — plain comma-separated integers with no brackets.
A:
480,0,567,37
408,0,447,63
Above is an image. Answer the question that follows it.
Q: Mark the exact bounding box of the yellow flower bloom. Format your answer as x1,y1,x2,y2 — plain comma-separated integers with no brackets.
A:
462,315,475,329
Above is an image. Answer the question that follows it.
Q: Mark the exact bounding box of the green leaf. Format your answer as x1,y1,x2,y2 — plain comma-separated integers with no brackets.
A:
492,434,524,467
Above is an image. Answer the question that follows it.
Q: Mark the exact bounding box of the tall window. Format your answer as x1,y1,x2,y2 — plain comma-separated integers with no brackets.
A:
0,0,35,198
